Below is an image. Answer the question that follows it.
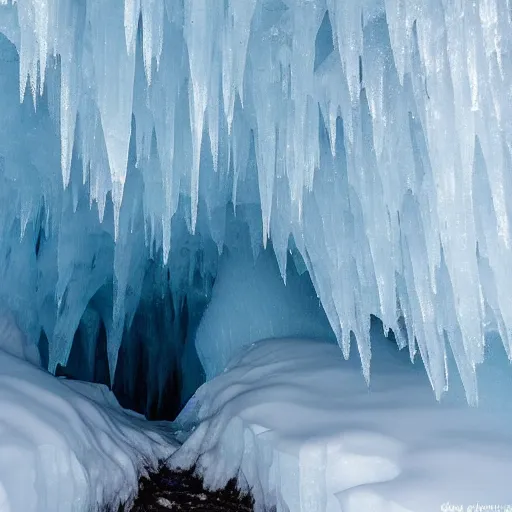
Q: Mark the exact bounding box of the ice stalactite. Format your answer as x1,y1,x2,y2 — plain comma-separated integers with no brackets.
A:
0,0,510,404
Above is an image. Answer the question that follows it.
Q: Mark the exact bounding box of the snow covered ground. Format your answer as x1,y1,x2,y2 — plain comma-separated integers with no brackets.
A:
0,314,178,512
2,306,512,512
171,332,512,512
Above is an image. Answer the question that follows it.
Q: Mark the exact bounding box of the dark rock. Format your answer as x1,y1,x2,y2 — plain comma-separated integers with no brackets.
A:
116,465,254,512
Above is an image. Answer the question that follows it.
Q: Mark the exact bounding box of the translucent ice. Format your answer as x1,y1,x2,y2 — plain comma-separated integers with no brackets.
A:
195,210,334,380
0,0,511,402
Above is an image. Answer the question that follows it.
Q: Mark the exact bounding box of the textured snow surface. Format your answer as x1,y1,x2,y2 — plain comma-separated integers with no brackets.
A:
171,335,512,512
0,0,511,402
0,315,177,512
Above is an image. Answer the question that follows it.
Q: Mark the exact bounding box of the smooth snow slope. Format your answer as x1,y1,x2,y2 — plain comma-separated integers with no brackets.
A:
0,314,177,512
171,333,512,512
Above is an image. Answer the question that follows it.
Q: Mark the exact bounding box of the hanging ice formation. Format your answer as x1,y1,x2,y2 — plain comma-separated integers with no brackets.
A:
0,0,510,405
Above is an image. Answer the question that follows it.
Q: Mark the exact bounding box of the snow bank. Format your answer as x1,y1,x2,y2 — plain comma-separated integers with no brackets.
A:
0,316,177,512
170,336,512,512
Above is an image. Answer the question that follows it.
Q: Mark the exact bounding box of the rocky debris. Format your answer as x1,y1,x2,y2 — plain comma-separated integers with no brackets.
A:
119,465,254,512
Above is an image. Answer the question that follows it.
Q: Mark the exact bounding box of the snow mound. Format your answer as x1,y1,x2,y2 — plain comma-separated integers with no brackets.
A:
0,317,178,512
170,337,512,512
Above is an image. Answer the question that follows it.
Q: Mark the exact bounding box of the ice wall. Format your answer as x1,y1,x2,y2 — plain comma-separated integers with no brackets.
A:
195,209,335,380
0,0,511,404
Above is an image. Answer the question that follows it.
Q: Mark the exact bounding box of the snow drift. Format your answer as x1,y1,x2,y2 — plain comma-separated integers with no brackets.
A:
0,312,177,512
171,335,512,512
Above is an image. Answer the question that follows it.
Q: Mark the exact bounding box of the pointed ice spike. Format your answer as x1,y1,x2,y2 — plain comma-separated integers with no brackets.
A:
60,61,79,188
141,0,163,84
89,0,135,234
124,0,141,55
208,60,220,173
256,127,276,247
112,181,123,241
141,0,154,83
34,0,48,95
107,318,123,387
385,0,408,85
222,0,256,128
327,0,363,104
185,0,218,232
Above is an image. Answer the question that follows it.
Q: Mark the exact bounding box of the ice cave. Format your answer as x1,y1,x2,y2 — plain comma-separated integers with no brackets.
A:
0,0,511,510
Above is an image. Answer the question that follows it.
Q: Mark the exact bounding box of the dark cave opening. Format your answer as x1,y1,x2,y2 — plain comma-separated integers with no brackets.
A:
52,286,206,421
47,237,349,421
47,257,409,422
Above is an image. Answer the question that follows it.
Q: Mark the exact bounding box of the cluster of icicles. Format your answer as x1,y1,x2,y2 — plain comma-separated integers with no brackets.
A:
0,0,511,403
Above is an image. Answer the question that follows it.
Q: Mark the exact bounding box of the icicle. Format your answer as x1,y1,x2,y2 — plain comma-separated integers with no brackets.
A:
124,0,140,55
60,60,79,188
89,0,136,238
1,0,512,404
184,0,218,232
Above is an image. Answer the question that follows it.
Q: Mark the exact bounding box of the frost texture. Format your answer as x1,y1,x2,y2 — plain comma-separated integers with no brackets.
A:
0,0,511,402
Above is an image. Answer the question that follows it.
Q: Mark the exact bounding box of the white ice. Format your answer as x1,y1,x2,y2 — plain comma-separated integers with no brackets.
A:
171,334,512,512
0,312,177,512
0,0,511,402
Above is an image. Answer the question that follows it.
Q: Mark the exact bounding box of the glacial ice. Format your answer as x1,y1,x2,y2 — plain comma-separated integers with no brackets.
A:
195,209,335,380
0,0,511,403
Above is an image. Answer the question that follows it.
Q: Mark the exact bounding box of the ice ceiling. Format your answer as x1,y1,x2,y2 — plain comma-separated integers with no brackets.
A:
0,0,510,408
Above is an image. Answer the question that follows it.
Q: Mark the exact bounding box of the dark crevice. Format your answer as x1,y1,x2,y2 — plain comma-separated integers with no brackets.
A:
112,466,254,512
52,268,211,421
314,10,334,71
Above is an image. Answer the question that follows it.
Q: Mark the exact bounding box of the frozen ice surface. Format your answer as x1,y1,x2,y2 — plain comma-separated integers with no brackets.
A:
0,314,177,512
195,212,335,380
0,305,40,366
0,0,511,402
171,333,512,512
